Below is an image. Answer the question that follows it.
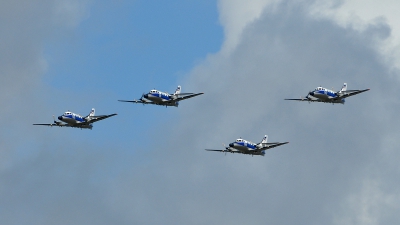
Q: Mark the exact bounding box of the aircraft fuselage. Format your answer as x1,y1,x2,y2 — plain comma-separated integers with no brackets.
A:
144,90,179,107
309,87,345,104
57,112,92,129
229,139,265,156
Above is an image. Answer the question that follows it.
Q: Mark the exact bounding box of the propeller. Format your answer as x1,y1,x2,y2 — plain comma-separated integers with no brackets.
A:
53,115,61,126
222,143,228,156
140,93,146,105
305,90,313,103
52,115,56,127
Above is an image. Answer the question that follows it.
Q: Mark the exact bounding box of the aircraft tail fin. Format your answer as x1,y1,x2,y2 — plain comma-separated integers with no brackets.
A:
261,135,268,144
174,85,181,95
88,108,95,117
258,135,268,148
340,83,347,92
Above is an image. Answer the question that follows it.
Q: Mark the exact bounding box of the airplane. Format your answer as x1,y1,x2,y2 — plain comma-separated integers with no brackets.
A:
205,135,289,156
118,85,204,107
285,83,370,104
33,108,117,129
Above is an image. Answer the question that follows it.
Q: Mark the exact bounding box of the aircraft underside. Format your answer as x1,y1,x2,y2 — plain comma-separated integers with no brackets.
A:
238,150,265,156
148,97,178,107
231,147,265,156
310,96,345,104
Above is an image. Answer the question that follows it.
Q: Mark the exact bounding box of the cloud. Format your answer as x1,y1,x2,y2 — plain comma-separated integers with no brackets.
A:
108,2,400,224
218,0,400,70
217,0,275,52
2,1,400,224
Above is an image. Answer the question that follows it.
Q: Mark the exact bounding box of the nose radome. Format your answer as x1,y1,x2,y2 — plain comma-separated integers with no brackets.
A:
58,116,63,120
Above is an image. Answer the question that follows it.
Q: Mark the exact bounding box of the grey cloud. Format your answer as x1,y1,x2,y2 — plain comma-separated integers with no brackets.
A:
108,3,400,225
2,1,400,225
0,1,95,224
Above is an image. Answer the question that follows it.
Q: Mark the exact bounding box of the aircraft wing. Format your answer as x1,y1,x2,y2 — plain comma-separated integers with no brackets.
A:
337,89,370,99
284,98,323,102
118,100,156,105
174,93,196,96
33,123,71,127
176,93,204,101
258,142,289,151
205,149,239,154
86,113,117,124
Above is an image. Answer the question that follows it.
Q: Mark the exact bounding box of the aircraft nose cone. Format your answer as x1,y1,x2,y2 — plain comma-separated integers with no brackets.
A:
58,116,63,120
229,143,234,147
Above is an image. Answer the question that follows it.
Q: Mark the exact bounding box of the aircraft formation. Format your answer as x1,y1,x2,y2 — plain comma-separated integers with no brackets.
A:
34,83,369,156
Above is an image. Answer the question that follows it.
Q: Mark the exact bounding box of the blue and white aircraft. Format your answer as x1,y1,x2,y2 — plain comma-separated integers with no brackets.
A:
285,83,370,104
118,86,204,107
33,108,117,129
205,135,289,156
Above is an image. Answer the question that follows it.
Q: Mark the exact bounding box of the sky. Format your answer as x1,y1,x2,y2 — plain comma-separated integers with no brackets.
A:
1,0,400,224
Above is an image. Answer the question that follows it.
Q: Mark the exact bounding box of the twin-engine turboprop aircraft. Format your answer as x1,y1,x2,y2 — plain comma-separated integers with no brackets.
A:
118,85,204,107
205,135,289,156
285,83,369,104
33,108,117,129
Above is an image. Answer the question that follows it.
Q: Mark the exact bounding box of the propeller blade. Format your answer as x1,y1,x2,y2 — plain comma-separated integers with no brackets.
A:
52,115,56,127
222,143,228,156
141,93,145,105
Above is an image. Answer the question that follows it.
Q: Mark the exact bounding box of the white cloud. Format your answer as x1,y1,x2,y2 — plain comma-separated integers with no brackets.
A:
217,0,275,52
218,0,400,69
2,1,400,224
